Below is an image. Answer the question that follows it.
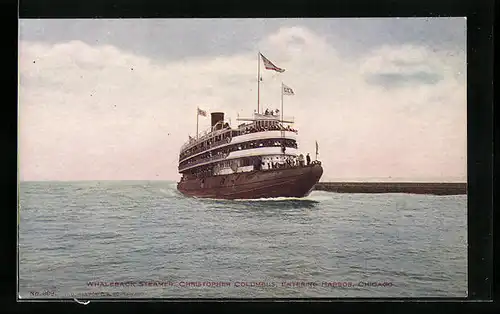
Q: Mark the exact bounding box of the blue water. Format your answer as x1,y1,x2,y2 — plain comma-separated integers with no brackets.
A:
18,181,467,298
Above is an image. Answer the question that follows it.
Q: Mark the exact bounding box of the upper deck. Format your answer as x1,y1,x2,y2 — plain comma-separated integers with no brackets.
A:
179,111,295,153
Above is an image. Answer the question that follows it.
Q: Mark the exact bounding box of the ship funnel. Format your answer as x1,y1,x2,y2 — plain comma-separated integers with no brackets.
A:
211,112,224,130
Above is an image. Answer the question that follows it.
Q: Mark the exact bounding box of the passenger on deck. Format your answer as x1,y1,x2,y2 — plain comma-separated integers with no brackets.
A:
298,154,304,167
253,157,262,171
306,153,311,166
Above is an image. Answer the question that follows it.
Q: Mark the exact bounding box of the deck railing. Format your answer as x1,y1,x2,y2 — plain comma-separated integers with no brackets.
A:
180,125,232,151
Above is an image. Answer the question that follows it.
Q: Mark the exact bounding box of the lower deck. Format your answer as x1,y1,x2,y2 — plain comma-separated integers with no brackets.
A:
180,153,311,180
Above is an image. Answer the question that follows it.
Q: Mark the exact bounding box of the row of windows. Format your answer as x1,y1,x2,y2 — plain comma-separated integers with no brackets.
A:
183,156,261,177
215,157,257,169
179,138,297,169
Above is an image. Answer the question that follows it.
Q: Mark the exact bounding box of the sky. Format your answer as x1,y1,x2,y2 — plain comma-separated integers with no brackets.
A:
18,18,467,182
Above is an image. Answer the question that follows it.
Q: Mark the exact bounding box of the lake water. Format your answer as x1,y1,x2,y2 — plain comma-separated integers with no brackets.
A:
18,181,467,299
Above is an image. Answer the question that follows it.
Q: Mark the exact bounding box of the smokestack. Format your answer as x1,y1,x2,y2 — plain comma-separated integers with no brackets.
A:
211,112,224,130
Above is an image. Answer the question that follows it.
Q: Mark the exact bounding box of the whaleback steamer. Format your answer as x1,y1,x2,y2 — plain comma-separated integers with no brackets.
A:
176,53,323,199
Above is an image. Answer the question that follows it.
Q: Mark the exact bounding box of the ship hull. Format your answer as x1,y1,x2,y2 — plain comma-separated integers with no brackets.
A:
177,164,323,200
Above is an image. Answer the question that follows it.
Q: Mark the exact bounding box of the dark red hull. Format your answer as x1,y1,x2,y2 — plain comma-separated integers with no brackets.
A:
177,164,323,200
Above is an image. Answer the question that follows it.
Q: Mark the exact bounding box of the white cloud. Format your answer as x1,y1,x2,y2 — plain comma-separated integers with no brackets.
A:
18,25,466,181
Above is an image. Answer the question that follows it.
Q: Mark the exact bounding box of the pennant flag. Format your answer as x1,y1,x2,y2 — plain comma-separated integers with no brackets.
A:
197,108,207,117
260,53,285,73
315,140,319,155
283,83,295,95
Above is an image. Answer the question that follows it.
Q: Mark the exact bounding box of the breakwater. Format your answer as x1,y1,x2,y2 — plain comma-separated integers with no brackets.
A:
314,182,467,195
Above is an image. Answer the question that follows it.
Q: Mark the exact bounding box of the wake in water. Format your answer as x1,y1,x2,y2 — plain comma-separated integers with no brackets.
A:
153,181,184,199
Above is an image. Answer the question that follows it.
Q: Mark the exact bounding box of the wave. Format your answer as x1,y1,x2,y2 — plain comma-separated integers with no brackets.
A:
194,197,320,210
233,197,318,202
192,196,319,204
158,188,184,198
305,190,336,202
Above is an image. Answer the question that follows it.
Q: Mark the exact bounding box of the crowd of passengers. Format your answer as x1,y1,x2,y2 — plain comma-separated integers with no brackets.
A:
181,153,314,179
263,154,308,170
263,108,278,116
238,123,297,136
181,120,298,159
179,139,298,169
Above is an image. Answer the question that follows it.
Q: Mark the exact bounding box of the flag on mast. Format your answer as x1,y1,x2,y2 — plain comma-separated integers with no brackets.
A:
196,107,207,140
260,53,285,73
197,108,207,117
282,83,295,95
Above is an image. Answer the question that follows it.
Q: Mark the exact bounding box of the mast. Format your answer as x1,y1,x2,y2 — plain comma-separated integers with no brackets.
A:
196,107,199,140
257,52,261,114
280,81,285,154
315,141,318,161
281,82,284,125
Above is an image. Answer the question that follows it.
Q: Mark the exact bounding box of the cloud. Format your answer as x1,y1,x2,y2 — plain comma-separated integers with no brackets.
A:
19,18,466,62
359,44,462,89
18,24,466,182
365,71,443,88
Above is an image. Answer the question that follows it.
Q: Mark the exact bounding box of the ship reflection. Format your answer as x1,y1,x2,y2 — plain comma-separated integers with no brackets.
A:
213,198,320,210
